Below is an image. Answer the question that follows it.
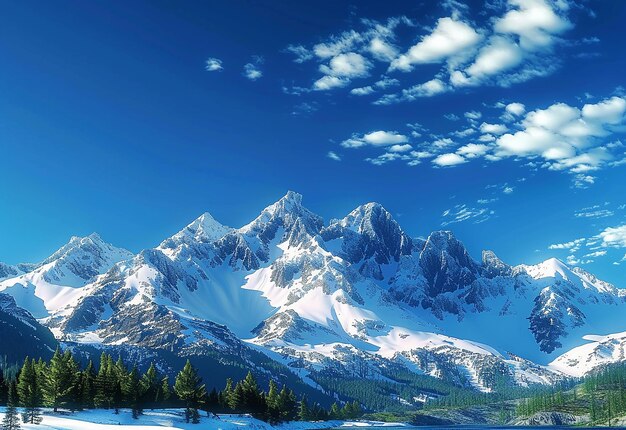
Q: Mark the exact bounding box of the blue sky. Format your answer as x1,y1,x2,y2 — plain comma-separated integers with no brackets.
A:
0,0,625,285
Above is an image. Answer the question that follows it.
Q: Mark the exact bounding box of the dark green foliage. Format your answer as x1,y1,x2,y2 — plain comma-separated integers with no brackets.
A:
2,381,20,430
1,349,360,426
174,360,206,423
124,367,143,419
44,348,79,412
17,358,42,424
514,363,626,426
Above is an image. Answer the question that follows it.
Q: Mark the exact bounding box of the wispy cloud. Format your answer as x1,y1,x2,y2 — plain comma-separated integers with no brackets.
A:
441,204,494,226
327,151,341,161
243,56,264,81
205,57,223,72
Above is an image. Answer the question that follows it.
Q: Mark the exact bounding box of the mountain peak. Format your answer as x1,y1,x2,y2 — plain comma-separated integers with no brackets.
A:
241,191,322,237
266,191,304,216
186,212,232,242
520,257,571,280
340,202,395,232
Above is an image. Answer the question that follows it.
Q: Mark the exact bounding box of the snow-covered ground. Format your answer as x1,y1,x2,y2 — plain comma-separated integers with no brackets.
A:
0,408,408,429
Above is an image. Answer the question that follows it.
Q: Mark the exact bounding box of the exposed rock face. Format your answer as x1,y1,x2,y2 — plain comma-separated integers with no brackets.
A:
517,411,582,426
2,191,625,395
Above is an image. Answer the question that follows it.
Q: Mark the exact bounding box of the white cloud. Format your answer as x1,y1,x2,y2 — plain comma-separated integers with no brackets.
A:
503,186,514,194
464,36,523,81
598,225,626,248
350,86,375,96
243,58,263,81
341,130,409,148
506,102,526,116
388,144,413,153
433,153,467,166
574,205,614,219
375,78,448,104
494,0,571,51
285,45,314,63
390,17,482,71
364,131,408,145
441,204,494,226
480,122,509,135
549,238,584,251
495,96,626,176
465,110,482,120
369,37,399,61
314,75,349,91
457,143,490,158
327,151,341,161
205,57,223,72
320,53,371,78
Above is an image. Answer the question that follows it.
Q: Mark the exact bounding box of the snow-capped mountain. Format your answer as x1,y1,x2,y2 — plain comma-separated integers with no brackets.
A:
1,192,624,394
0,233,133,320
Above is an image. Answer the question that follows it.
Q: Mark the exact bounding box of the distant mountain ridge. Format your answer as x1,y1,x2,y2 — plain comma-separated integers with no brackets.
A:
1,192,624,398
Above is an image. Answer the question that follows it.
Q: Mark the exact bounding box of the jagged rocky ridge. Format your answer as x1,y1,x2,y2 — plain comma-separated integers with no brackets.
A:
1,192,625,393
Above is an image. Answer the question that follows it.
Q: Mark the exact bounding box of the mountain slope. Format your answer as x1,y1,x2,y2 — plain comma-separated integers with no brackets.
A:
2,192,624,402
0,293,57,362
0,233,133,321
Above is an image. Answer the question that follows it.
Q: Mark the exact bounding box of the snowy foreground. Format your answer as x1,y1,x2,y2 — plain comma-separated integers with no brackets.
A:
0,408,407,429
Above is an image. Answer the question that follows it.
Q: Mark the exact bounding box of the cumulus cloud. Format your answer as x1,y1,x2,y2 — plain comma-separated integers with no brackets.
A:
433,153,467,166
495,96,626,175
320,53,371,78
314,75,349,90
494,0,571,51
331,91,626,177
457,143,490,158
285,0,586,101
341,131,408,148
284,16,413,91
506,102,526,116
598,225,626,248
205,57,223,72
480,122,509,135
389,17,482,71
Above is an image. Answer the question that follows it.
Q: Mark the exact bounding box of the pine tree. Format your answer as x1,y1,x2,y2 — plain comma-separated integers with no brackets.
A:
329,402,342,420
160,377,171,405
0,372,8,406
241,371,262,416
80,360,96,409
44,348,78,412
94,353,113,409
140,363,160,409
124,367,143,419
17,358,42,424
2,382,21,430
229,382,244,411
277,387,297,422
266,380,280,423
111,356,127,414
298,395,310,421
221,378,233,410
174,360,206,424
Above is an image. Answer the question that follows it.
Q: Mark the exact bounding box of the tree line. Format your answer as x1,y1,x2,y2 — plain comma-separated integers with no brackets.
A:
515,363,626,426
0,348,362,428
